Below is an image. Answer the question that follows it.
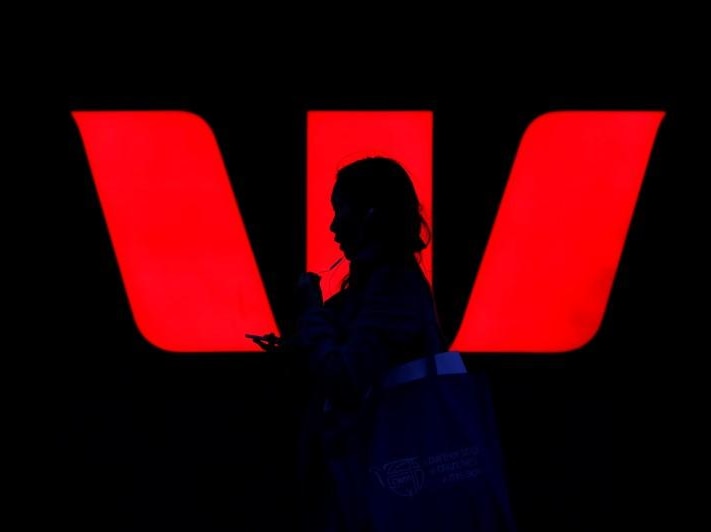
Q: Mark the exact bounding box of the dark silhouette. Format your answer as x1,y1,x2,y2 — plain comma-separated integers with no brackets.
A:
254,156,516,531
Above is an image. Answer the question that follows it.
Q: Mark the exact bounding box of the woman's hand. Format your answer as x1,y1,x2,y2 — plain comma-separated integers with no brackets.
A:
246,332,284,352
296,272,323,312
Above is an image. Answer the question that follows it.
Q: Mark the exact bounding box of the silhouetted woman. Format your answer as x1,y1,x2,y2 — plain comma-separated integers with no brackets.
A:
288,156,516,531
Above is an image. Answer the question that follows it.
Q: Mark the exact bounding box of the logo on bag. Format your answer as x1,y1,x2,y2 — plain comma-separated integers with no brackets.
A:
372,446,482,496
371,458,425,496
425,446,481,485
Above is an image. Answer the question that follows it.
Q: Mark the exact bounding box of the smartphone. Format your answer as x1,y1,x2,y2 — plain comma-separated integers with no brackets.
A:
245,333,281,343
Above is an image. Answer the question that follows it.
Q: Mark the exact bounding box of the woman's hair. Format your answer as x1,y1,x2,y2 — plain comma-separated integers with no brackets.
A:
334,156,431,258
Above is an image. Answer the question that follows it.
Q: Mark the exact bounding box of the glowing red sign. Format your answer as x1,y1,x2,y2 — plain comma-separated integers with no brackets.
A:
72,110,664,353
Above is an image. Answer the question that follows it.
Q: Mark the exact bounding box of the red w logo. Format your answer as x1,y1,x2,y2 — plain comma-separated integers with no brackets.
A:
72,110,664,354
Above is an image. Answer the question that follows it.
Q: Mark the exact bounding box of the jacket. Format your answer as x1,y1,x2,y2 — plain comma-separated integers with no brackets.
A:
294,254,444,531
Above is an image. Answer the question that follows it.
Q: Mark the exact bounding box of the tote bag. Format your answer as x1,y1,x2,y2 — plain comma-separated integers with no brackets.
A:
352,351,519,532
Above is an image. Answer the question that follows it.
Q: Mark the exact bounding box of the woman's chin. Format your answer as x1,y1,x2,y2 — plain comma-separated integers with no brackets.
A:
338,245,353,260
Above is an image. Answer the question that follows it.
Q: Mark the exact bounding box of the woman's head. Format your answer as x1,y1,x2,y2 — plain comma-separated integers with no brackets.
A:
330,156,430,261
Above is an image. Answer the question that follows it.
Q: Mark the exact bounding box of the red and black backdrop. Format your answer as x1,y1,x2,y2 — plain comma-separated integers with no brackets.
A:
29,24,697,532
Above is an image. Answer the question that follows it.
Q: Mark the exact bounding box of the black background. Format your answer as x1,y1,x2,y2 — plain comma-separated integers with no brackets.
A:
24,19,701,532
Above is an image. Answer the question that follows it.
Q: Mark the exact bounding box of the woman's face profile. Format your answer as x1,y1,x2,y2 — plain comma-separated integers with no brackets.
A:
330,186,367,261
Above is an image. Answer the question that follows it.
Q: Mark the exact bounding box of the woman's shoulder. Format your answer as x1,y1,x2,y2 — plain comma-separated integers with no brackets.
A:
324,257,432,309
371,259,431,292
354,260,434,318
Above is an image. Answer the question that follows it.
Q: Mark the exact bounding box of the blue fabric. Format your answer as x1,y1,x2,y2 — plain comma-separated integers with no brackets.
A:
361,358,518,532
294,258,517,531
379,351,467,388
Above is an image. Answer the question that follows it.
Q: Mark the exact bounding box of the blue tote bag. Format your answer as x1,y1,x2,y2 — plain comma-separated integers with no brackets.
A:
329,351,519,532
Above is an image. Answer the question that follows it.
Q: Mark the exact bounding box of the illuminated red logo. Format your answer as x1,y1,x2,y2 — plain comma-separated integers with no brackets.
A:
72,110,664,354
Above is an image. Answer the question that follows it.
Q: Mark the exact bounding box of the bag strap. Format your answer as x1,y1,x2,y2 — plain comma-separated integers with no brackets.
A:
380,351,466,389
348,285,453,408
